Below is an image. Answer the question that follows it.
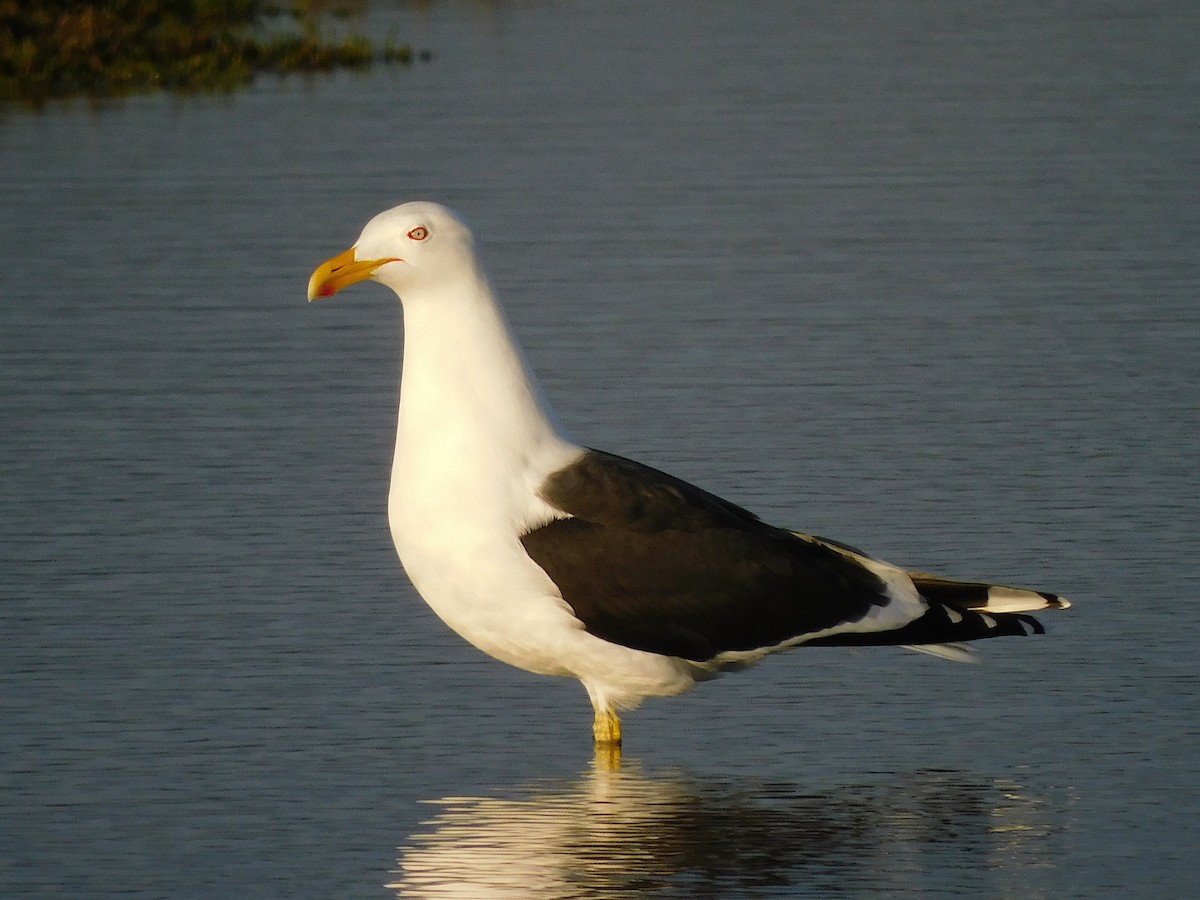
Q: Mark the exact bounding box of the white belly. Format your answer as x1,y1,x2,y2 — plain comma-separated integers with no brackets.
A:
388,488,699,708
391,514,577,675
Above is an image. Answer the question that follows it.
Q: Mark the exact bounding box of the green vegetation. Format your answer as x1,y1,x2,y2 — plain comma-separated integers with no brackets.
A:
0,0,418,105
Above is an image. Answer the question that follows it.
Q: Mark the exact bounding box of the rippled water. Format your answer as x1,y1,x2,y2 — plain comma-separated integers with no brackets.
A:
3,1,1198,896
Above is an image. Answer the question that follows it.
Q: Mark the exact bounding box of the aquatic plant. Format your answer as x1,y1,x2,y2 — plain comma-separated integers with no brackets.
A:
0,0,417,105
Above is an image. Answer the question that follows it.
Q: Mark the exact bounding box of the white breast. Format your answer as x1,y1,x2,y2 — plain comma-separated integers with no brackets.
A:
382,267,700,705
383,269,584,674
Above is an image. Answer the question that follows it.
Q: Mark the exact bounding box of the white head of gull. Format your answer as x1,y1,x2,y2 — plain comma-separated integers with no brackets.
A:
308,201,1070,752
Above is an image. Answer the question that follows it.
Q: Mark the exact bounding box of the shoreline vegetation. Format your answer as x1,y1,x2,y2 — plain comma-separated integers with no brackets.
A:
1,0,422,106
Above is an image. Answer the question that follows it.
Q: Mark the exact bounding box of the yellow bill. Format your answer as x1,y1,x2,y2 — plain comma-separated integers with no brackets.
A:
307,247,399,301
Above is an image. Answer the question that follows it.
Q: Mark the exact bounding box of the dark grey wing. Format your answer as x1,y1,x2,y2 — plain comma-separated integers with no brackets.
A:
520,450,894,661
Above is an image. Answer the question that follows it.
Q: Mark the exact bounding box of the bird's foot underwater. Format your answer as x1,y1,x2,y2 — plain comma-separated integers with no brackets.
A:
592,708,623,770
593,707,622,746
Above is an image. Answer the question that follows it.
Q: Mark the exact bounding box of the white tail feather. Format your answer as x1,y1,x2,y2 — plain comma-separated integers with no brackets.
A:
981,586,1071,613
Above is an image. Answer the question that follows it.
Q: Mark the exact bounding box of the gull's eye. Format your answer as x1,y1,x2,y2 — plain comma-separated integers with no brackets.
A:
407,226,429,241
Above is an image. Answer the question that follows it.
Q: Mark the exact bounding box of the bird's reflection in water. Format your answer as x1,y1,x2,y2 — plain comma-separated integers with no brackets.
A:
389,754,1062,897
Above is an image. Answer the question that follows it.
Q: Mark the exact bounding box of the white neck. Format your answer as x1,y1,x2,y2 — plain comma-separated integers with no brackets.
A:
387,267,579,541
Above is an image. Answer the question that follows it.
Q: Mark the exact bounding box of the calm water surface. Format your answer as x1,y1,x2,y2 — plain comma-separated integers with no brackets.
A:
3,2,1198,896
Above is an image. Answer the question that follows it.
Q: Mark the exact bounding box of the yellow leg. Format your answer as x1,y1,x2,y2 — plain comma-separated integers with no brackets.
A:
592,706,622,746
592,706,622,769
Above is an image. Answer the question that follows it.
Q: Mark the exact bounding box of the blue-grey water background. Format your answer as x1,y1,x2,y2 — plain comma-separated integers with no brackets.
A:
3,1,1198,896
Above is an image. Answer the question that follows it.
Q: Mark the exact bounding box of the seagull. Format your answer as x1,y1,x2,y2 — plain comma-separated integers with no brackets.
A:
307,201,1070,748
